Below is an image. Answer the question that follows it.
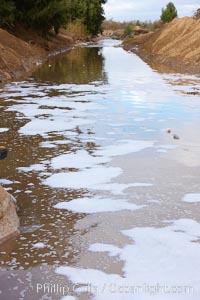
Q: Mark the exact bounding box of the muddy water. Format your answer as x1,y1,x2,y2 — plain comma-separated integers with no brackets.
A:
1,39,200,300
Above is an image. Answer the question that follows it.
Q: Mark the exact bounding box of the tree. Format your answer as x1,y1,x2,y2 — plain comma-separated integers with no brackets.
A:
124,24,134,37
193,8,200,19
161,2,178,23
136,20,141,26
0,0,15,28
84,0,107,35
0,0,106,36
14,0,70,35
69,0,107,35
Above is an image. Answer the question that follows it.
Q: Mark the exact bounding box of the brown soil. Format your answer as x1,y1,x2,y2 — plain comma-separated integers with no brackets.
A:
124,17,200,75
0,26,73,84
0,186,19,245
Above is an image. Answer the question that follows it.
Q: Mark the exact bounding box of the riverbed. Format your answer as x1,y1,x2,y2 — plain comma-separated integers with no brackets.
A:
0,39,200,300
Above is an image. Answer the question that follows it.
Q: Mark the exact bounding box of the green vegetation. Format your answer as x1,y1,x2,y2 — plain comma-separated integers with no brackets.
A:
103,19,161,39
69,0,106,36
161,2,178,23
124,24,134,38
14,0,70,35
103,19,161,32
0,0,106,36
193,8,200,19
63,20,87,40
0,0,15,28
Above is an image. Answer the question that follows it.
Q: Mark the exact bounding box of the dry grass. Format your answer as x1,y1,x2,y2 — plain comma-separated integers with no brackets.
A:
61,21,88,41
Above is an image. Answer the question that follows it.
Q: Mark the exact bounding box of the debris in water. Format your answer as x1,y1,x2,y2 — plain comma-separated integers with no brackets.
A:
0,147,8,160
166,128,171,133
173,134,180,140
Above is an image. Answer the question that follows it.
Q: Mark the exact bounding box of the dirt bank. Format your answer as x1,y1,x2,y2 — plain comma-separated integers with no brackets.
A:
0,186,19,245
124,17,200,74
0,27,73,84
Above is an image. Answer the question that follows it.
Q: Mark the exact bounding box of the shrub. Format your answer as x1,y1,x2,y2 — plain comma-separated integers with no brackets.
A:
161,2,178,23
193,8,200,19
63,20,87,40
124,24,134,37
0,0,107,35
14,0,70,35
0,0,15,28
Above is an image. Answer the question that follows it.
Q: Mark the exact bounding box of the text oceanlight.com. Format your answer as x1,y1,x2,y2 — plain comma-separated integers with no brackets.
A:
36,282,194,296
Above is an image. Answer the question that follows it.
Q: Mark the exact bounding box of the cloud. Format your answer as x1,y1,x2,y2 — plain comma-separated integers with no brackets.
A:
104,0,199,21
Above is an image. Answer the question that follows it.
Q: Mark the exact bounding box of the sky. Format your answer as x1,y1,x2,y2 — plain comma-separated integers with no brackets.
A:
104,0,200,21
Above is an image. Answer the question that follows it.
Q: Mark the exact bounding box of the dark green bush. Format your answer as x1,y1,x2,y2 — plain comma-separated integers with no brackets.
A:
0,0,15,28
193,8,200,19
161,2,178,23
0,0,107,36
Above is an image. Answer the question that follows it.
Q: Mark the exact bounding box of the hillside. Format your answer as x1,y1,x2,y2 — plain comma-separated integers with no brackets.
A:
0,28,72,84
0,29,44,83
124,17,200,74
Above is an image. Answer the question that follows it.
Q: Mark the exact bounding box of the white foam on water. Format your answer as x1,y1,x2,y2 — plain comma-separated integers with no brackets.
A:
40,140,72,148
89,243,121,256
182,194,200,203
60,297,77,300
50,139,155,171
54,140,74,144
51,150,109,170
24,190,32,194
40,142,58,148
44,140,155,193
18,164,46,172
62,131,78,136
4,187,12,192
54,197,144,213
7,104,44,118
92,182,153,195
6,92,104,136
19,118,94,136
33,242,46,249
0,128,9,132
96,140,155,157
56,219,200,300
0,179,13,185
44,166,122,189
56,267,121,299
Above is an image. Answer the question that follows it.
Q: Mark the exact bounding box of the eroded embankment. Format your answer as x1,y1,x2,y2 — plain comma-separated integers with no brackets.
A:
124,17,200,74
0,186,19,245
0,27,73,84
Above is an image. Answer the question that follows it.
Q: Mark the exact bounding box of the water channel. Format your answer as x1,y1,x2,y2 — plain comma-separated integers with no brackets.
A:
0,39,200,300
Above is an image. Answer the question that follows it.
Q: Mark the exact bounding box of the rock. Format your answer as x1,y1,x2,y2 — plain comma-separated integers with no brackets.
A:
0,186,19,245
0,147,8,160
166,128,171,133
173,134,180,140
